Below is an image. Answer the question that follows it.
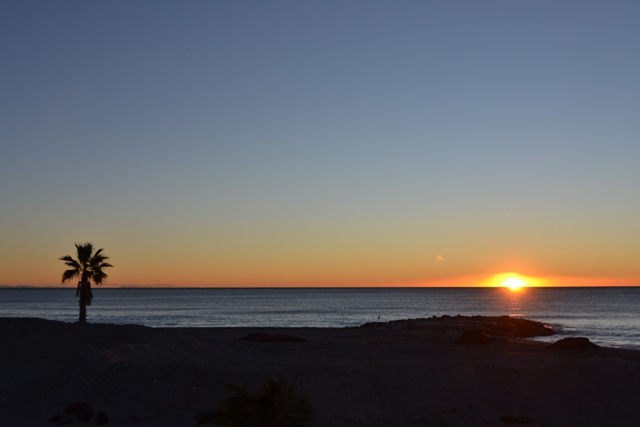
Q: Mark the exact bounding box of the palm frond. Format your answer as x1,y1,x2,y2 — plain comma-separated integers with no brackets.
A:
92,270,108,285
92,248,105,260
223,382,252,398
89,248,112,271
61,269,80,283
59,256,81,270
75,242,94,265
90,256,110,268
96,262,113,269
194,409,219,426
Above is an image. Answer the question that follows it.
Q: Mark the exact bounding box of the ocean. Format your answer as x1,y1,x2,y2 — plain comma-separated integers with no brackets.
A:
1,287,639,350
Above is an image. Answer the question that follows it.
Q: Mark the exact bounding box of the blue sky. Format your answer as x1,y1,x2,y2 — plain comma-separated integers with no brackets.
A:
1,1,639,286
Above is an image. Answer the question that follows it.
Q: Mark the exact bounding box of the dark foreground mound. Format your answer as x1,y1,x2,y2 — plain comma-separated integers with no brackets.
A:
357,315,555,338
456,330,495,345
4,317,639,427
549,337,600,350
239,332,308,343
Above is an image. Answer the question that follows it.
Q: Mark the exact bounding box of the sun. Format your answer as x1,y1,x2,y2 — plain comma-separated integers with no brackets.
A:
503,277,526,291
483,272,545,289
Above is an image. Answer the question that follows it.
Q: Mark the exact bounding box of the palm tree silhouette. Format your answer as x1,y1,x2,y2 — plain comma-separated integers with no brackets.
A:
59,243,113,323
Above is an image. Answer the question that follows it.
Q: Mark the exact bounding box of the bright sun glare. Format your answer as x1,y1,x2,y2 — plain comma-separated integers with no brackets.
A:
486,272,543,290
503,277,526,291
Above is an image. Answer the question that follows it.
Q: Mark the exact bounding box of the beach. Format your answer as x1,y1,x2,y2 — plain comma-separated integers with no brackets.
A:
1,317,639,427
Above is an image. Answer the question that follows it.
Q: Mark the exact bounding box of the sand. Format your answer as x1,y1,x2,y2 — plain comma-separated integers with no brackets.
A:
1,316,639,427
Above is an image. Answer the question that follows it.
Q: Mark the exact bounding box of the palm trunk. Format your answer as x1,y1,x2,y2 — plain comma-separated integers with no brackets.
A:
78,280,90,323
78,292,87,323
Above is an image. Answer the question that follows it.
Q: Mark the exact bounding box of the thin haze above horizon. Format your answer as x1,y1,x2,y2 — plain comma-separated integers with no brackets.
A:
1,1,639,287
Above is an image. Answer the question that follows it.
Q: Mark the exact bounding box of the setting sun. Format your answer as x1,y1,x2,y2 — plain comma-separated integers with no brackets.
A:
504,277,526,291
480,272,545,290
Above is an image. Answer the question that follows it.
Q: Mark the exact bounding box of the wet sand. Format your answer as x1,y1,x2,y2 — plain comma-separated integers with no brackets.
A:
1,316,639,426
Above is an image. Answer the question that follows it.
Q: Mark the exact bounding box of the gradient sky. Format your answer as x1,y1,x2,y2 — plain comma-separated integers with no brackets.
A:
1,1,639,287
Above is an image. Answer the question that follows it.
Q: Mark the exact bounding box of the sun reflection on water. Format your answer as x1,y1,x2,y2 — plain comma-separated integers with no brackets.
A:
503,285,525,317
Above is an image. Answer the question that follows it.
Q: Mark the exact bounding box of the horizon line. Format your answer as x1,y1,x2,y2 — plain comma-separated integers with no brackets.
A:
2,284,640,289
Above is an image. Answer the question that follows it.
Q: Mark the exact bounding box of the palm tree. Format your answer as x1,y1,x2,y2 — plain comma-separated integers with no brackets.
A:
59,243,113,323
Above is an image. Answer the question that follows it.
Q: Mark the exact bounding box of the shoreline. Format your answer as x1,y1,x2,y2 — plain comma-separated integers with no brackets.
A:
3,288,640,351
2,316,640,426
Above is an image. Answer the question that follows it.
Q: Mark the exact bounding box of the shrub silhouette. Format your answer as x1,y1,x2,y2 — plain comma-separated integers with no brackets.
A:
195,376,315,427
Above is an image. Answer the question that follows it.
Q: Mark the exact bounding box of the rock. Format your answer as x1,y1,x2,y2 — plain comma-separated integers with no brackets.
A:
64,402,93,422
455,330,494,345
239,333,307,343
549,337,600,350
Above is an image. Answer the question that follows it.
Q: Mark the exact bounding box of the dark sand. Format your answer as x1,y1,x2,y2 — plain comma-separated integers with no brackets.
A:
1,316,639,426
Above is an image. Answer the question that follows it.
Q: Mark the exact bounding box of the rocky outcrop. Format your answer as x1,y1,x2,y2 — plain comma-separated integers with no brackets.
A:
357,315,555,338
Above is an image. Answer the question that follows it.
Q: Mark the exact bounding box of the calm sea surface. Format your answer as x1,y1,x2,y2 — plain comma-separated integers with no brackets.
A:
1,287,639,350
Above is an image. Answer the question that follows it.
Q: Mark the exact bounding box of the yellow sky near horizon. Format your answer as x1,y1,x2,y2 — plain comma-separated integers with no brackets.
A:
1,216,638,288
2,201,639,288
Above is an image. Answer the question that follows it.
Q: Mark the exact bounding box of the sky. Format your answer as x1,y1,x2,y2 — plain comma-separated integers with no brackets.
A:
1,1,639,287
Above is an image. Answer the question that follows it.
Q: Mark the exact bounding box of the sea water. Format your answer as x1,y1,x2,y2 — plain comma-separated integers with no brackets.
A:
1,287,639,350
